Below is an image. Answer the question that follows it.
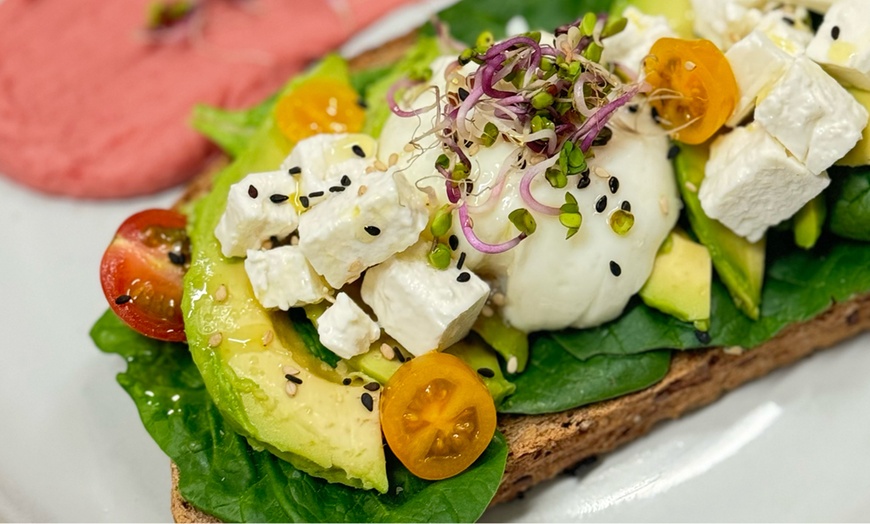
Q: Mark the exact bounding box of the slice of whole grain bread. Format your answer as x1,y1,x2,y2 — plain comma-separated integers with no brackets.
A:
166,32,870,522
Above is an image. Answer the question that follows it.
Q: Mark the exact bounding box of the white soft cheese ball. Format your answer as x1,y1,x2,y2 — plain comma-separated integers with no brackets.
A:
215,170,299,258
317,293,380,360
699,123,830,242
361,247,490,356
378,57,681,331
806,0,870,90
244,246,331,310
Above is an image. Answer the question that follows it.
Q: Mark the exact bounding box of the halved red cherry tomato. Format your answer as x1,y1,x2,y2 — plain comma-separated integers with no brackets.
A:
643,38,738,144
380,352,497,480
100,209,188,342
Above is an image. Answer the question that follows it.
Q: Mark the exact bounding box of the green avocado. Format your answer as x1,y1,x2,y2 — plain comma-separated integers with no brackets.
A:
640,229,712,331
182,56,388,493
673,143,766,320
793,194,827,249
446,336,516,405
837,87,870,167
610,0,694,38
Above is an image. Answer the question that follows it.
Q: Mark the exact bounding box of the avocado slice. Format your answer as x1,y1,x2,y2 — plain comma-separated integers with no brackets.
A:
793,194,827,249
445,336,516,405
837,87,870,167
673,143,766,320
472,314,529,374
182,56,388,493
610,0,694,39
640,228,712,331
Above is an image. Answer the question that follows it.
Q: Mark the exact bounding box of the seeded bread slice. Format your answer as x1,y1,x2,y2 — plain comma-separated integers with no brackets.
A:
166,32,870,522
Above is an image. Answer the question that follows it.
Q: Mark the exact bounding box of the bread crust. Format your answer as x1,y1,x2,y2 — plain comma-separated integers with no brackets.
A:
166,31,870,522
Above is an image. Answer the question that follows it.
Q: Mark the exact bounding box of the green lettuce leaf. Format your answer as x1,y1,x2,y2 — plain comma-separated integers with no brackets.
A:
828,166,870,241
192,97,277,158
92,310,507,523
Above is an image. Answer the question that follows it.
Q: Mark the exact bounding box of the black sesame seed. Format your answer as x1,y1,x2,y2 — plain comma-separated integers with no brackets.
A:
608,177,619,194
341,175,352,187
628,104,638,113
308,191,325,198
667,144,681,160
357,97,368,109
464,139,474,148
595,195,607,213
458,87,469,101
519,159,528,169
115,294,132,305
248,185,258,198
465,181,474,195
270,194,289,203
609,261,622,277
168,251,185,265
457,271,471,283
577,175,591,189
360,392,374,412
621,201,632,212
364,382,381,392
695,329,712,345
288,166,301,175
395,348,406,363
299,196,310,208
285,374,303,384
448,234,459,251
352,145,366,158
364,226,381,236
457,252,466,270
342,378,352,386
329,186,345,193
651,106,660,122
782,16,794,26
831,25,840,40
477,367,495,378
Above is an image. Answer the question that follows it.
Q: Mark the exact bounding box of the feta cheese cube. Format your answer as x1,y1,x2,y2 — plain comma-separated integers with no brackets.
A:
725,31,794,127
601,7,676,73
244,246,331,310
806,0,870,90
279,133,378,203
298,168,428,288
755,55,868,174
756,6,813,56
699,124,830,242
317,293,380,360
361,252,490,357
215,170,299,258
690,0,765,50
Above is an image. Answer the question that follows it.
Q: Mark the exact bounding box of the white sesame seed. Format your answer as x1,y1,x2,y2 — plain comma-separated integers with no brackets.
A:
507,356,518,374
365,165,375,174
285,381,298,397
388,153,399,167
578,420,593,431
380,343,396,360
403,143,415,153
723,346,746,355
262,330,274,346
593,166,610,178
684,181,698,193
214,284,228,303
491,292,506,307
467,144,480,156
632,415,642,424
374,160,388,172
282,365,300,376
659,195,670,215
290,235,299,246
684,61,696,71
481,305,494,317
358,185,368,196
208,332,222,347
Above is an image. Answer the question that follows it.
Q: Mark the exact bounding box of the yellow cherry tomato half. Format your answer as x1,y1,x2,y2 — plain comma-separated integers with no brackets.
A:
274,77,365,143
643,38,738,144
380,352,497,480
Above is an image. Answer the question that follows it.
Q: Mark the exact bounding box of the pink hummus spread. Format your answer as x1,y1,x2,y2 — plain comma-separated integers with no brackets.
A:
0,0,412,198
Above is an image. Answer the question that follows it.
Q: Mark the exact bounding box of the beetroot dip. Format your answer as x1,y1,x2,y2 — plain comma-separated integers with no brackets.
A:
0,0,412,198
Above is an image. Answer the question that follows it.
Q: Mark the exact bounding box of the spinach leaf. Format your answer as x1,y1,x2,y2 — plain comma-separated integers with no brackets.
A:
437,0,614,43
288,309,341,367
537,234,870,364
828,166,870,241
92,311,507,523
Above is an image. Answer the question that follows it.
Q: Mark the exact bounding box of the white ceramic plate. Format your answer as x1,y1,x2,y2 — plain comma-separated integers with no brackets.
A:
2,1,869,521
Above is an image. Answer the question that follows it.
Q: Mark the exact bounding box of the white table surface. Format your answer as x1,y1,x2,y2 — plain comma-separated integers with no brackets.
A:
2,1,869,521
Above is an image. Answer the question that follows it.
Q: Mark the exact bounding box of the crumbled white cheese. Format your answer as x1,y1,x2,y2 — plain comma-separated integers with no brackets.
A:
317,293,380,360
244,246,331,310
601,7,676,74
725,30,794,127
279,133,377,203
690,0,765,50
755,55,868,174
360,249,490,356
806,0,870,90
699,123,830,242
214,170,299,258
755,5,813,56
298,168,428,288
